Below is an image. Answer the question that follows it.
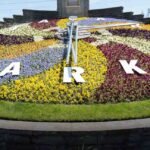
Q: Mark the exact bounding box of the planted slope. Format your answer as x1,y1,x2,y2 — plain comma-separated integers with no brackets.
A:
0,41,107,104
96,43,150,103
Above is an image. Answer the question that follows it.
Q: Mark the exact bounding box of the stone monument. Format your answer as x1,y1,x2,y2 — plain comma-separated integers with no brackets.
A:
57,0,89,18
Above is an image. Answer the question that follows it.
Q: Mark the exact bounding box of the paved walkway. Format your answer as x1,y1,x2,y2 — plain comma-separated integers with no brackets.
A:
0,118,150,131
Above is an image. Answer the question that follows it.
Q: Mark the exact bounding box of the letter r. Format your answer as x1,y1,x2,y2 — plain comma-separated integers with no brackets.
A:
63,67,85,83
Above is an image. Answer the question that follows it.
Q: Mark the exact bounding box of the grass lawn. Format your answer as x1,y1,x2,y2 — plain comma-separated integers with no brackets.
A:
0,99,150,122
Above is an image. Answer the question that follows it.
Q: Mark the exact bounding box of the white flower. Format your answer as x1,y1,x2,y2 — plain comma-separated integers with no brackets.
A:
97,29,112,36
97,18,105,21
0,24,54,38
34,36,44,42
39,20,49,23
91,32,150,54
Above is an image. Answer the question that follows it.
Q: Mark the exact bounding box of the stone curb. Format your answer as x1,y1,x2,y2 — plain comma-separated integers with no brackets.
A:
0,118,150,132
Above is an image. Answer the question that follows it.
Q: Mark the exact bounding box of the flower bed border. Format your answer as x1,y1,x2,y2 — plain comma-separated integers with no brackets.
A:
0,118,149,131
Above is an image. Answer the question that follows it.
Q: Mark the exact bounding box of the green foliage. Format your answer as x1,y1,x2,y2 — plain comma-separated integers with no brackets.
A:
0,100,149,122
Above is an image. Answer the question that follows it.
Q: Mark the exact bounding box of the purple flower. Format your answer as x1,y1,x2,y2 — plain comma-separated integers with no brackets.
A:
109,29,150,40
0,34,33,45
96,43,150,103
0,47,65,84
78,17,138,26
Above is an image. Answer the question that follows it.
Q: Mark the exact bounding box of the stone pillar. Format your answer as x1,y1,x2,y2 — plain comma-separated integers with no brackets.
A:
57,0,89,18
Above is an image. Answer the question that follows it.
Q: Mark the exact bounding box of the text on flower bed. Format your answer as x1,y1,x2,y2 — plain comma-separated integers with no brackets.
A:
0,60,148,83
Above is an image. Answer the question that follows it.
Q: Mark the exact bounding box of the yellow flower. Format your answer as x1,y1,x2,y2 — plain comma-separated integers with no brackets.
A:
57,17,87,29
0,41,107,104
0,39,57,59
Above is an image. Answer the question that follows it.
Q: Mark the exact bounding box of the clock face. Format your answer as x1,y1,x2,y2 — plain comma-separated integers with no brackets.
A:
0,16,149,105
67,0,80,6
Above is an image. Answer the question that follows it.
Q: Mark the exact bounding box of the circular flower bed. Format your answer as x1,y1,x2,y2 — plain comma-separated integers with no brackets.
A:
0,17,149,104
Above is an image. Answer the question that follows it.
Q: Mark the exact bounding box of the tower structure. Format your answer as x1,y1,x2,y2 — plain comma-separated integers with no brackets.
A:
57,0,89,18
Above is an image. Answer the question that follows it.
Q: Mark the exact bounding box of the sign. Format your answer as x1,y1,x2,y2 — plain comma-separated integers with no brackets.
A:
0,60,147,83
119,60,147,74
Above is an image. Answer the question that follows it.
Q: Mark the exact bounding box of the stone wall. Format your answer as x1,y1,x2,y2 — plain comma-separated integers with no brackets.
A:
1,6,150,27
0,22,5,29
89,7,124,18
1,9,58,27
3,18,14,24
133,14,144,21
122,12,134,20
13,15,26,24
23,9,58,21
142,18,150,24
0,128,149,150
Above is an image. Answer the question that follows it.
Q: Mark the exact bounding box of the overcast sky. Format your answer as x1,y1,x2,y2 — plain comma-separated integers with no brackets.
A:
0,0,150,21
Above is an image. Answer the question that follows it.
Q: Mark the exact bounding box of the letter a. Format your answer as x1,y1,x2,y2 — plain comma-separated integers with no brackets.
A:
63,67,85,83
0,62,20,77
119,60,147,74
